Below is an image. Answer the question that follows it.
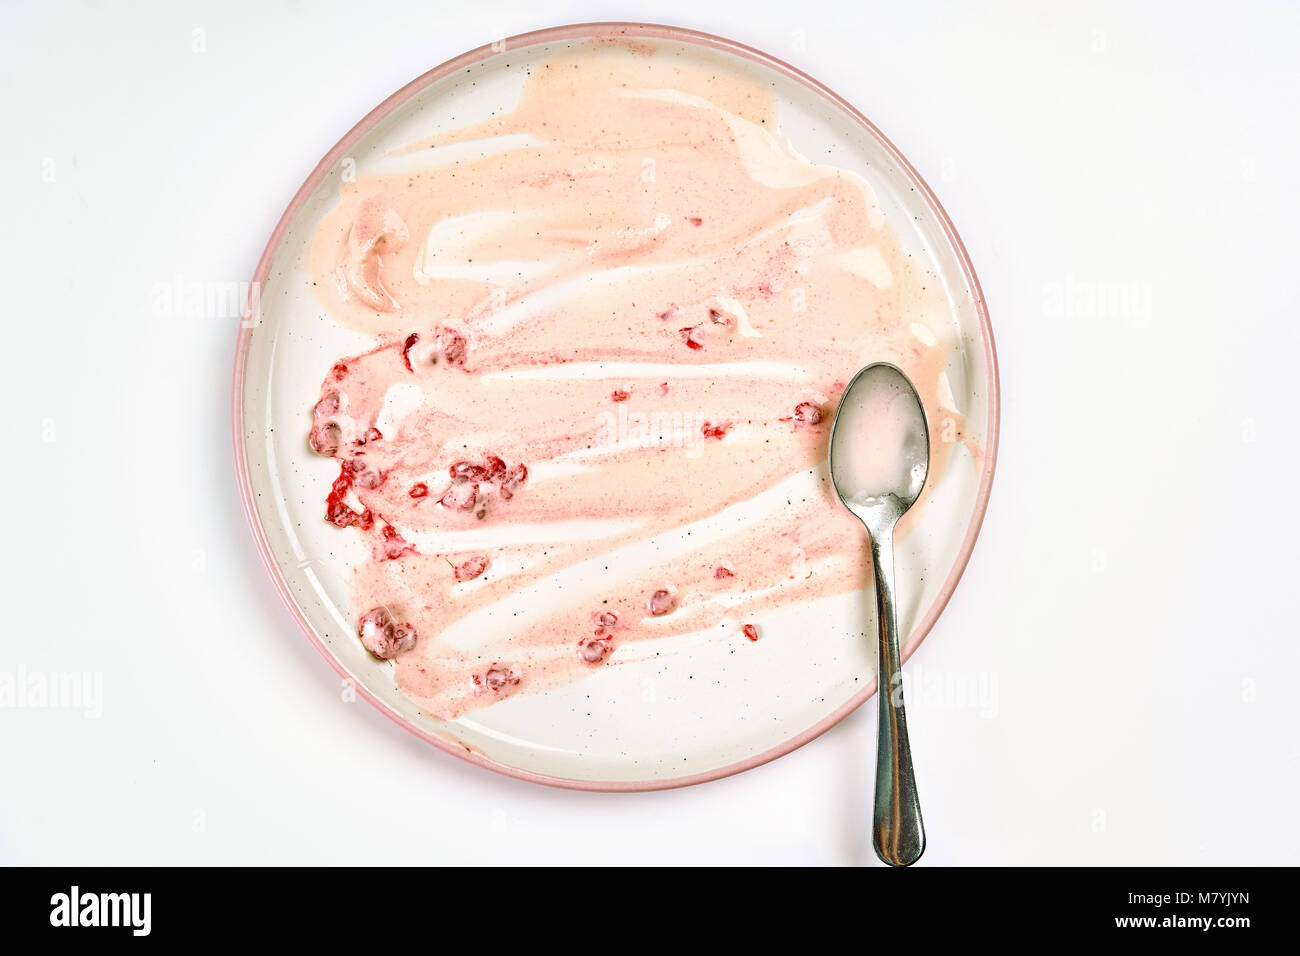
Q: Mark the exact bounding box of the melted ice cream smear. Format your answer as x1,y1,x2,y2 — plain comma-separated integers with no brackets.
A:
302,39,974,719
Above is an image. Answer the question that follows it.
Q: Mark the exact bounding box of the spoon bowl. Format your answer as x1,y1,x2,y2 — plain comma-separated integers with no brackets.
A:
829,363,930,512
828,362,930,867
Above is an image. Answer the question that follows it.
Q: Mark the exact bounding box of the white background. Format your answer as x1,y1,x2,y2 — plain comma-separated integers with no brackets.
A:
1,0,1297,865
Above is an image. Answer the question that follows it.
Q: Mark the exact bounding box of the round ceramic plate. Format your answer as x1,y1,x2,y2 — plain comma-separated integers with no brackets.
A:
232,22,998,790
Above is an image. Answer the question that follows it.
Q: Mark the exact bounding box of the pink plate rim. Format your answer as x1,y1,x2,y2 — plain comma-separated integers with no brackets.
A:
230,21,1001,792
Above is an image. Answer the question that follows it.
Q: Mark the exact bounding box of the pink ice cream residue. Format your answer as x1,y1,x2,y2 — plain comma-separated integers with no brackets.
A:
302,39,973,719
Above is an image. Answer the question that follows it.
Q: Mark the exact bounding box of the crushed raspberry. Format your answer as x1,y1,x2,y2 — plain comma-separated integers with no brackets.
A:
326,496,372,529
680,326,704,350
483,666,520,692
325,463,374,529
453,554,488,582
687,216,703,227
714,565,735,579
579,636,611,664
591,609,619,638
401,332,419,371
437,327,467,367
381,525,415,560
445,457,526,501
409,482,429,498
794,402,824,425
499,463,528,500
439,482,478,510
309,421,342,457
345,459,385,490
701,421,730,439
708,307,731,327
330,361,349,381
611,389,630,402
449,460,490,482
743,624,759,642
314,391,341,418
357,606,417,660
648,589,677,616
362,426,383,443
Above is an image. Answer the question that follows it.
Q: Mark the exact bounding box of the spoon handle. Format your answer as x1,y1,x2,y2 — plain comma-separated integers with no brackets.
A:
868,524,925,866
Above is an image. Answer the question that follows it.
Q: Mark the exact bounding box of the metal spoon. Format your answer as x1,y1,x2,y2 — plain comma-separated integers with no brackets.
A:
828,362,929,867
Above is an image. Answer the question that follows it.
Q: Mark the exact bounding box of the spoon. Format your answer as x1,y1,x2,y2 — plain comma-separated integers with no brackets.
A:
828,362,929,867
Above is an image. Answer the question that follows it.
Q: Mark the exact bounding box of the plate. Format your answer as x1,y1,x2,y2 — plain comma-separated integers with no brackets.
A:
232,22,999,790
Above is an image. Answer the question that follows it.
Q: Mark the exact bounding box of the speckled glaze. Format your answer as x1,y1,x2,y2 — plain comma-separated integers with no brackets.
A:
232,22,1000,791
